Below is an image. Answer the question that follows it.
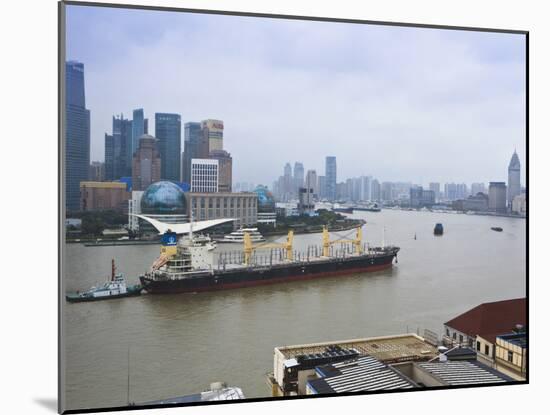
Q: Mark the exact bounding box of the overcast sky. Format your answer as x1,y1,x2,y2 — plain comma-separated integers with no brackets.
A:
66,5,526,187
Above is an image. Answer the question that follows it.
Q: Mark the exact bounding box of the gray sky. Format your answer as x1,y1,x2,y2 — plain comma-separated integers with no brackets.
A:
66,5,526,187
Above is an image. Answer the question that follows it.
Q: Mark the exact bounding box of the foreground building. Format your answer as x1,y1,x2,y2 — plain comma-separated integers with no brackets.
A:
442,298,526,370
495,332,527,380
269,333,438,396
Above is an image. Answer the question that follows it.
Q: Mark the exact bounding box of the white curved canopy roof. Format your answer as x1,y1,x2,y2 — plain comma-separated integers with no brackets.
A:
132,214,234,235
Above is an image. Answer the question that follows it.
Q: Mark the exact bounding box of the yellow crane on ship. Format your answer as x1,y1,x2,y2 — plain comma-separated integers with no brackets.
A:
242,225,364,265
243,230,294,265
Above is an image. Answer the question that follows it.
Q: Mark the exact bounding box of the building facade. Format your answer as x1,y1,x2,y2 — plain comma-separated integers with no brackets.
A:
155,113,181,182
191,158,219,193
89,161,105,182
488,182,507,213
132,134,161,191
80,181,130,211
507,151,521,208
105,114,133,180
325,156,337,201
410,186,436,208
182,121,202,184
512,193,527,215
186,192,258,229
209,149,233,192
132,108,145,156
65,61,90,212
201,119,224,154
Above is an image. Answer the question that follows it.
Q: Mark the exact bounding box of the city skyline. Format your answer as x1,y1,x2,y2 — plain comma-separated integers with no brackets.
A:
66,5,526,186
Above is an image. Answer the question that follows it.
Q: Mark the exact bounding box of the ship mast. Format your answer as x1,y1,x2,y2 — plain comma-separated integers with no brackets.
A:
111,259,115,281
189,210,194,243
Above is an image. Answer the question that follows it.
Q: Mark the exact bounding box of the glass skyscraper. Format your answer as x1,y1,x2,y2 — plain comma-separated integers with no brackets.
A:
105,114,132,180
132,108,145,155
65,61,90,212
325,156,337,201
155,113,182,182
182,122,202,184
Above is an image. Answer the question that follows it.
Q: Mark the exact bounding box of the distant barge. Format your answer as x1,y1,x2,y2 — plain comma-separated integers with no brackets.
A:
140,227,399,294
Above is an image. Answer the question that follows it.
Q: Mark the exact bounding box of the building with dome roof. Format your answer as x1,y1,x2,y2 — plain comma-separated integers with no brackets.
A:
254,185,276,227
507,150,521,208
128,180,188,233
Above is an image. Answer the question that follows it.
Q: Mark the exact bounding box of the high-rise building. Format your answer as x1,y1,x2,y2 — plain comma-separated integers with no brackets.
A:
318,175,326,199
132,134,161,191
182,122,202,184
293,162,304,196
444,183,458,201
155,113,181,182
65,61,90,211
283,162,293,201
132,109,146,155
325,156,337,201
105,114,132,180
508,151,521,208
471,183,486,196
429,183,440,202
201,119,224,155
209,149,233,192
89,161,105,182
371,179,381,201
410,186,435,208
305,170,318,197
488,182,507,213
381,182,394,201
191,158,219,193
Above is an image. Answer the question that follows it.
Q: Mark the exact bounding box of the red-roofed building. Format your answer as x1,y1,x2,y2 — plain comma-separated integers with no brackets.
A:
442,298,526,369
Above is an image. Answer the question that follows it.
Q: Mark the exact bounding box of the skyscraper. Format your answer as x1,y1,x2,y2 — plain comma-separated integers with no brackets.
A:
209,149,233,192
305,170,318,197
293,162,304,194
488,182,507,213
325,156,337,201
182,122,202,184
132,134,161,191
371,179,381,201
104,114,132,181
508,150,521,207
471,182,487,196
65,61,90,211
429,182,440,202
132,108,146,155
155,113,182,181
201,119,224,155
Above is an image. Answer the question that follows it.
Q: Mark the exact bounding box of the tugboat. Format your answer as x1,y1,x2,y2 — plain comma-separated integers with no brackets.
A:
434,223,444,236
491,227,503,232
66,259,142,302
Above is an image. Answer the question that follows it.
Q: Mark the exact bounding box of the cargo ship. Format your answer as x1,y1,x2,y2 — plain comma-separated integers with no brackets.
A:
139,226,399,294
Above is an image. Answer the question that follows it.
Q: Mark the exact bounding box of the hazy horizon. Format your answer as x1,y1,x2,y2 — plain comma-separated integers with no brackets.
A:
66,5,527,188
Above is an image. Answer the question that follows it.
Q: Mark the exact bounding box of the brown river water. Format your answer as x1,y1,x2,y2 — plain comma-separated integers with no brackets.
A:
62,209,526,411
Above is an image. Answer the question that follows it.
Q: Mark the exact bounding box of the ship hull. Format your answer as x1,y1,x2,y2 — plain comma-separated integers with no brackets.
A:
140,250,398,294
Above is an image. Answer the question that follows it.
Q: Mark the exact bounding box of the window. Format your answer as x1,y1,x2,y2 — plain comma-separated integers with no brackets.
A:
459,335,463,344
508,351,513,363
452,332,456,340
485,345,490,355
446,328,450,337
476,341,480,351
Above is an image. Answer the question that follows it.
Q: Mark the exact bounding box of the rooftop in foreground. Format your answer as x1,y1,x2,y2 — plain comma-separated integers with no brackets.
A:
276,333,438,364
